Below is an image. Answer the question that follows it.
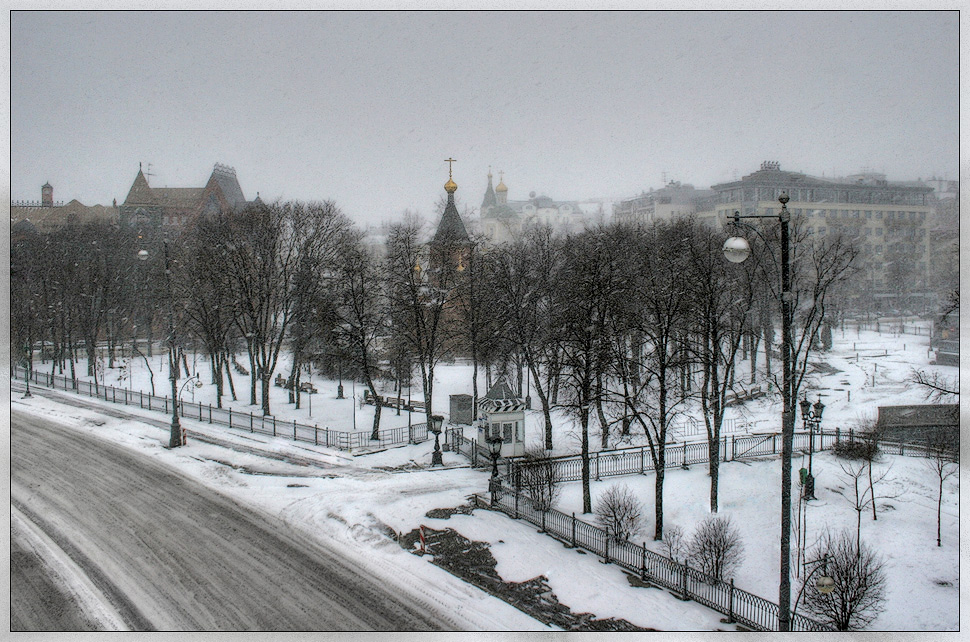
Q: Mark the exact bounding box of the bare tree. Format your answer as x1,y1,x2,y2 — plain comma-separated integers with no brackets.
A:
923,436,957,547
910,368,958,402
594,483,644,542
801,530,887,631
332,232,390,440
834,458,902,552
216,200,351,415
686,515,745,581
517,448,563,511
661,524,686,563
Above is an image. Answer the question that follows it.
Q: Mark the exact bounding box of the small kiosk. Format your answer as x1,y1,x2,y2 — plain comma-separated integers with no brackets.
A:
476,379,526,458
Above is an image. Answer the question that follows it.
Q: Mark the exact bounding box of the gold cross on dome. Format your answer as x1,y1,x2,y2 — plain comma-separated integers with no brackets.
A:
445,157,457,179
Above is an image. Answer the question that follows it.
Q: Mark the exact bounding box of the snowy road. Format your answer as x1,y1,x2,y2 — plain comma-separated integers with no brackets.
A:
10,410,452,631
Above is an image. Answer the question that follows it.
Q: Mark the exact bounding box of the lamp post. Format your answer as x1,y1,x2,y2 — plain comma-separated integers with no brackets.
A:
486,432,503,506
791,554,835,626
799,397,825,500
723,192,796,630
429,414,444,466
138,242,184,448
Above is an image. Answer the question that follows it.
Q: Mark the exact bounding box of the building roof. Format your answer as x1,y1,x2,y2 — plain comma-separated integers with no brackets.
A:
432,192,470,245
210,164,246,208
876,404,958,429
124,169,155,205
152,187,206,208
481,171,497,209
483,379,519,401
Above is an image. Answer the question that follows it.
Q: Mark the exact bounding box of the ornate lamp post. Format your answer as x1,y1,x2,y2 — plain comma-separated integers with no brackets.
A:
486,433,503,506
723,191,796,630
429,414,444,466
799,397,825,500
138,242,184,448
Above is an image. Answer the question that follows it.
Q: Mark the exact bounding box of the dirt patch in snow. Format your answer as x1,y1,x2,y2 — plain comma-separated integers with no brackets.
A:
400,508,656,631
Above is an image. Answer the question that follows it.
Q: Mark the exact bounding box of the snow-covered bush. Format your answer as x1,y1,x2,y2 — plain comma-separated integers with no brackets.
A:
687,515,744,581
594,484,643,542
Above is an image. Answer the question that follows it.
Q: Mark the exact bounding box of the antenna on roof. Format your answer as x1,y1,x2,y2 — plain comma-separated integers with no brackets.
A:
145,163,156,179
662,170,667,185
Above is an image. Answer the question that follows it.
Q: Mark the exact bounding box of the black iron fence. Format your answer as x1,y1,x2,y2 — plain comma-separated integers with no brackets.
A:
472,489,833,632
11,366,428,452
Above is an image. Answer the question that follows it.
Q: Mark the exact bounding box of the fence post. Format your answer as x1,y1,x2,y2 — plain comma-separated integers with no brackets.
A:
294,419,297,440
727,578,735,623
641,543,648,580
571,512,577,548
603,528,610,564
250,412,253,433
514,492,519,519
165,397,168,414
641,447,645,474
772,434,777,454
723,435,728,462
209,404,212,424
681,563,688,600
272,416,276,437
540,509,546,533
595,451,601,481
228,407,232,428
314,426,318,446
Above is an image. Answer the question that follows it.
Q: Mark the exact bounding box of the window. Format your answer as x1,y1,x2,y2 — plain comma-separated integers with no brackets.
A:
876,212,883,219
819,227,826,235
875,245,882,253
866,211,872,218
516,421,524,442
876,228,883,236
490,423,501,439
865,228,872,235
503,423,513,444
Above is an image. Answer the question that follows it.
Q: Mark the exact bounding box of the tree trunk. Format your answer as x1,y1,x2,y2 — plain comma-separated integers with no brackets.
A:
261,371,272,416
581,405,591,514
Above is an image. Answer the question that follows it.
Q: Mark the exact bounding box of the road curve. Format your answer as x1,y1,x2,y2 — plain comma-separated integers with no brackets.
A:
11,410,452,631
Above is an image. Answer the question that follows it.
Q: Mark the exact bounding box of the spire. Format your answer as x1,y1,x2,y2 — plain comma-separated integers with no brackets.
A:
496,170,508,205
433,160,469,246
444,157,458,194
124,165,155,205
481,166,497,210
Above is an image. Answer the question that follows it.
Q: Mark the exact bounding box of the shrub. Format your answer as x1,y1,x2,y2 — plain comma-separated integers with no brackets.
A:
661,523,686,563
517,449,562,511
594,484,643,542
686,515,744,581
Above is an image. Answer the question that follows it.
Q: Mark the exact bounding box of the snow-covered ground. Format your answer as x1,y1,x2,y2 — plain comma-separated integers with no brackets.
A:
12,318,961,630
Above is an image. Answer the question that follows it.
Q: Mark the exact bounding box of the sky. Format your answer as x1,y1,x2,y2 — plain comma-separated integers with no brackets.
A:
10,11,959,226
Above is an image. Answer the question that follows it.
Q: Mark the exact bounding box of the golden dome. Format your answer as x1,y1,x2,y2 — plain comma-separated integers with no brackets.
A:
444,177,458,193
496,170,507,192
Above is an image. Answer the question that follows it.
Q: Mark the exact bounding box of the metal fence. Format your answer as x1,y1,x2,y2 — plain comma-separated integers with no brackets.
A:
468,430,840,483
472,489,833,632
11,366,428,452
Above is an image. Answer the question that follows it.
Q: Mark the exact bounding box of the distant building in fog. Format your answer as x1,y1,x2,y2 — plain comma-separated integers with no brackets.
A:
613,180,717,226
710,161,935,312
10,182,118,233
119,162,256,231
479,169,588,243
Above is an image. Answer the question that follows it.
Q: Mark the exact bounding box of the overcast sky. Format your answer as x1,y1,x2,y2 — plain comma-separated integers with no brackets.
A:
10,11,959,226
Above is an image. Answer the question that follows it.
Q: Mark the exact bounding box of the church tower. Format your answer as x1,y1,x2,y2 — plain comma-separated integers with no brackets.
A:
41,182,53,207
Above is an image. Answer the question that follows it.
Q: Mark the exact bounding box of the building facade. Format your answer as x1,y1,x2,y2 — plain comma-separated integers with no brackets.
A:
10,182,118,233
479,170,588,243
119,162,252,231
613,180,717,226
709,161,935,309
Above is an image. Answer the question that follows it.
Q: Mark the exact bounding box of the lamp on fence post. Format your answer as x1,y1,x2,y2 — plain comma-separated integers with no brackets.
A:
430,414,444,466
486,433,503,506
723,192,796,630
139,242,184,449
799,397,824,500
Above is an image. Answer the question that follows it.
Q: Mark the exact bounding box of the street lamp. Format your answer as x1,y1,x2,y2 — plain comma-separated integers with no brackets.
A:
723,191,797,630
429,414,444,466
799,397,825,500
138,241,184,448
791,554,835,625
486,432,503,506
